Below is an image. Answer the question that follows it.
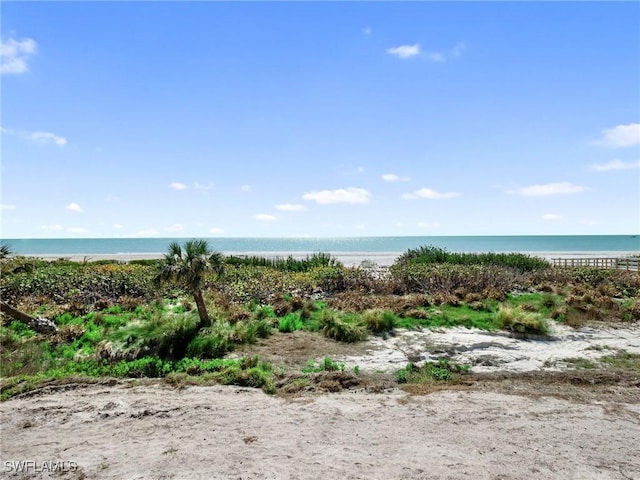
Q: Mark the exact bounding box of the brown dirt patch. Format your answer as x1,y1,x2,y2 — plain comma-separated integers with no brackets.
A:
230,330,374,371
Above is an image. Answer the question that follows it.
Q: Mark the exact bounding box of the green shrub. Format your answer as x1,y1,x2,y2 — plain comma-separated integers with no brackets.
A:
318,310,367,342
224,252,341,272
394,245,550,272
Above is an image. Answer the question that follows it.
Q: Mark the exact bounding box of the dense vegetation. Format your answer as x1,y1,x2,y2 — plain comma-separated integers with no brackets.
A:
1,243,639,399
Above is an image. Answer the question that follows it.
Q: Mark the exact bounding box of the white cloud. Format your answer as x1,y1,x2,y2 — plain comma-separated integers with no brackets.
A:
105,195,120,202
164,223,184,232
590,159,640,172
381,173,410,182
113,223,124,229
194,181,214,190
355,224,366,230
254,214,277,222
387,44,420,59
41,224,63,231
240,185,252,192
1,126,67,146
417,222,440,228
402,188,460,200
209,227,225,234
363,27,372,36
67,227,87,234
66,202,83,212
170,182,188,190
303,187,372,205
594,123,640,148
30,131,67,146
276,203,307,212
1,204,16,210
506,182,587,197
0,37,37,75
542,213,562,221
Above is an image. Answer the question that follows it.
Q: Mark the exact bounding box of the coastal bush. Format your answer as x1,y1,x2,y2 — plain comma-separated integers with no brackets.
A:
394,245,550,272
0,261,157,307
224,252,341,272
389,263,518,298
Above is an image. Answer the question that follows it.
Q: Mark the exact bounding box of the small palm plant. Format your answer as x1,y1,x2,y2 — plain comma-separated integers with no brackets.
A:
0,243,14,260
154,239,224,328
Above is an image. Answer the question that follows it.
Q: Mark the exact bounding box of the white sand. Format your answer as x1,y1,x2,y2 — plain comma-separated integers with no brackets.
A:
337,323,640,374
1,382,639,479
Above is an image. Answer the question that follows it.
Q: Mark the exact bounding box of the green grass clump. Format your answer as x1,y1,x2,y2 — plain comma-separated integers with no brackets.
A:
318,310,367,343
395,360,469,384
278,313,304,333
495,306,550,336
361,309,397,334
113,311,201,359
302,357,346,373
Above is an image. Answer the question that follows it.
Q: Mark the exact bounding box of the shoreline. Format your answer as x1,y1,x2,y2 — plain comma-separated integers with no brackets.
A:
21,250,640,267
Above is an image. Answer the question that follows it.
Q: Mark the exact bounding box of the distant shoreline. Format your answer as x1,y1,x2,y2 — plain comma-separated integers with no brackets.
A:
23,251,640,268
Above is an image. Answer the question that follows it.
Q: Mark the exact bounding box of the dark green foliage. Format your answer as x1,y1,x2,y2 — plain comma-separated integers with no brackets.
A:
0,262,156,306
395,245,550,272
225,252,340,272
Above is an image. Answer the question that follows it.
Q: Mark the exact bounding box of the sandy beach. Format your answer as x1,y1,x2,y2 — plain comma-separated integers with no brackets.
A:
1,379,639,480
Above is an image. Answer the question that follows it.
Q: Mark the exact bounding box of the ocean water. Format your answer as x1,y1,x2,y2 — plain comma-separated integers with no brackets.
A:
3,235,639,255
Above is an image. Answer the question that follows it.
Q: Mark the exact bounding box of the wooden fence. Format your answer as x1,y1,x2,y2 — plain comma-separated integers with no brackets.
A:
552,257,639,271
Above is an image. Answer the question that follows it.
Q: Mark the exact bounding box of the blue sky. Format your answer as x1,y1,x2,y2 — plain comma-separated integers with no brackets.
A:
1,1,639,239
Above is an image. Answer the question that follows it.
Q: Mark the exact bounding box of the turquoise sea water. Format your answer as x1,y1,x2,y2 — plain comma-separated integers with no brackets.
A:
3,236,639,255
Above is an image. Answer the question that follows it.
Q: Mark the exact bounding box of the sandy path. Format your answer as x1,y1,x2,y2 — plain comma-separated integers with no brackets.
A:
1,382,639,480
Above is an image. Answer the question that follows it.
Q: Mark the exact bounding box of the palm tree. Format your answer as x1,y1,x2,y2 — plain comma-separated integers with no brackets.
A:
154,239,224,328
